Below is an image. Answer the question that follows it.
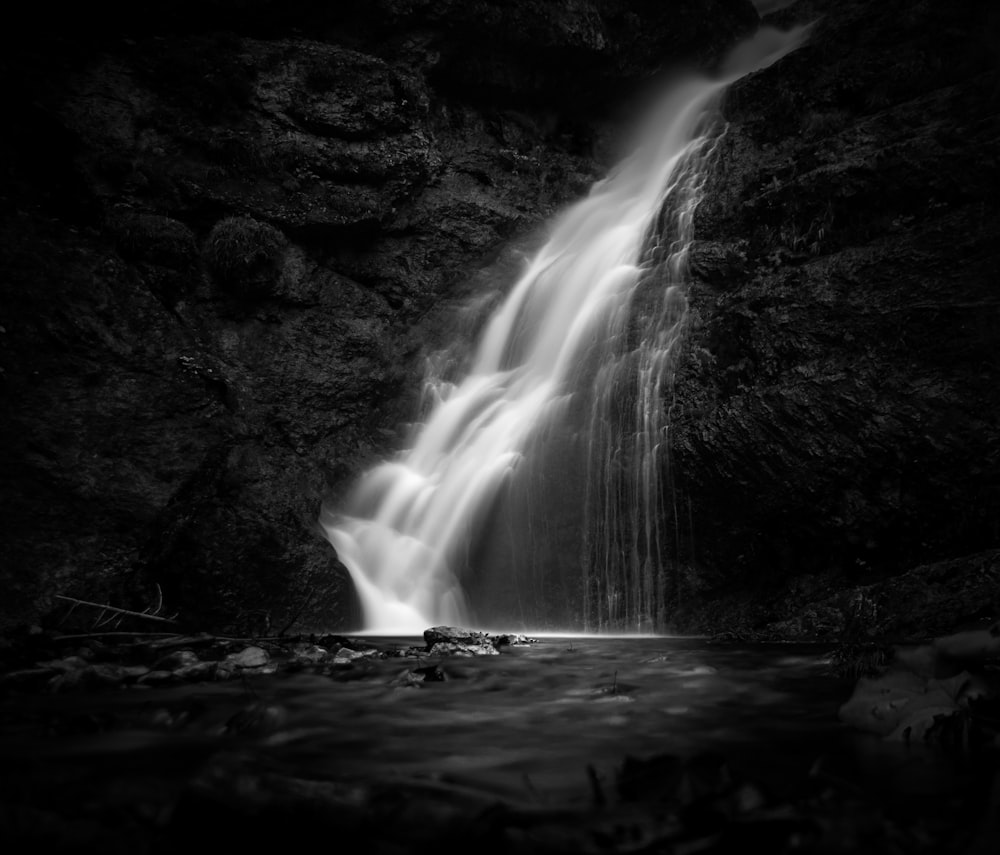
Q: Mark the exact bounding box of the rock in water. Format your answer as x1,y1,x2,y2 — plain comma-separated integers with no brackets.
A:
423,626,490,649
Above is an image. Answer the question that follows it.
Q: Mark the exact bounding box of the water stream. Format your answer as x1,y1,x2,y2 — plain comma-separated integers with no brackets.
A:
1,637,991,853
322,24,814,634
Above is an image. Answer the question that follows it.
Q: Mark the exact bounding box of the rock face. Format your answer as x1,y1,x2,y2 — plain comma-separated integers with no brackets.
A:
0,2,757,633
666,0,1000,637
6,0,994,640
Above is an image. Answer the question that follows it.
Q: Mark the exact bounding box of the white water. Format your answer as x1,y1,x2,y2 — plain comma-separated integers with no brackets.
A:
322,23,813,634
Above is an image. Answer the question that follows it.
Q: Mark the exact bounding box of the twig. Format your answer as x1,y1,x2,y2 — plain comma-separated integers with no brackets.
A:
48,630,317,646
146,633,218,649
94,606,123,629
54,595,179,624
59,599,81,626
152,584,163,616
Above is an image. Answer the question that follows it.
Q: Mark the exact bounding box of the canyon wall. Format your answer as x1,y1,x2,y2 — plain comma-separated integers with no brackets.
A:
0,0,756,633
3,0,996,640
669,0,1000,637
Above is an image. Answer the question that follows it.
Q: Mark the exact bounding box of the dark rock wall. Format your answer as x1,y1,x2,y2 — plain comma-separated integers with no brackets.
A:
0,1,756,633
668,0,1000,637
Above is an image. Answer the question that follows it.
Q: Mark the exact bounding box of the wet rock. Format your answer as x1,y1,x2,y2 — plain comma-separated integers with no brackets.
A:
39,656,90,673
289,643,328,665
174,661,218,681
146,649,218,681
153,650,202,671
214,645,274,679
423,626,536,654
224,646,270,669
414,665,448,682
121,664,152,681
87,663,133,686
423,625,490,648
390,669,426,689
331,647,378,666
138,669,178,686
48,662,131,692
492,633,539,647
427,641,499,657
838,667,990,743
391,664,449,687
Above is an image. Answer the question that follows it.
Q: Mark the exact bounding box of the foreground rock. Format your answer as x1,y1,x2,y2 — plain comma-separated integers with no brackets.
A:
835,623,1000,757
423,624,539,655
0,624,540,696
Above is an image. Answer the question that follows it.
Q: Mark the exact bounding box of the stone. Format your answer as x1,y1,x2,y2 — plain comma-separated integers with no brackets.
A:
423,626,490,648
153,650,202,671
138,670,178,685
290,643,328,665
427,641,499,657
331,647,377,665
174,661,218,681
224,646,270,669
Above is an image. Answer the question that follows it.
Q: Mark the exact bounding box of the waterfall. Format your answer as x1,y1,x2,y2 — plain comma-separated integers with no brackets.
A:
321,23,813,635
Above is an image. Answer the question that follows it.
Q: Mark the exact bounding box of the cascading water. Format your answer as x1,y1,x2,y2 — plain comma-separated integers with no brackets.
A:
579,130,716,633
321,23,813,635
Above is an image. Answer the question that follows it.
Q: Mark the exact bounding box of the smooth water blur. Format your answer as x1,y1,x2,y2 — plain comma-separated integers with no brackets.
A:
3,640,846,796
4,638,984,853
268,637,847,798
321,24,816,634
206,636,975,818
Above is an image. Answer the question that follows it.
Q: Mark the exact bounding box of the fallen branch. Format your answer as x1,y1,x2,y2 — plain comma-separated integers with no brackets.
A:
51,631,180,641
54,595,179,625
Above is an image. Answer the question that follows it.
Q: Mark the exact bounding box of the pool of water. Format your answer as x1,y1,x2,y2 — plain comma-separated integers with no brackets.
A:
1,636,991,853
264,636,850,797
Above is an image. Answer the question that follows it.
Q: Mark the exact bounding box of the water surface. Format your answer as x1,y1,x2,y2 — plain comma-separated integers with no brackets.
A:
2,637,985,853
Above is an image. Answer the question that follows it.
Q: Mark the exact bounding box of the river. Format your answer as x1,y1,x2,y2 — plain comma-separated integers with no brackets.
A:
2,635,991,853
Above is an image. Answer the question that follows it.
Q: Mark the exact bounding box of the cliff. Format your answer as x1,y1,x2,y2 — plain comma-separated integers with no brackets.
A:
3,0,996,640
0,0,757,633
670,0,1000,638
